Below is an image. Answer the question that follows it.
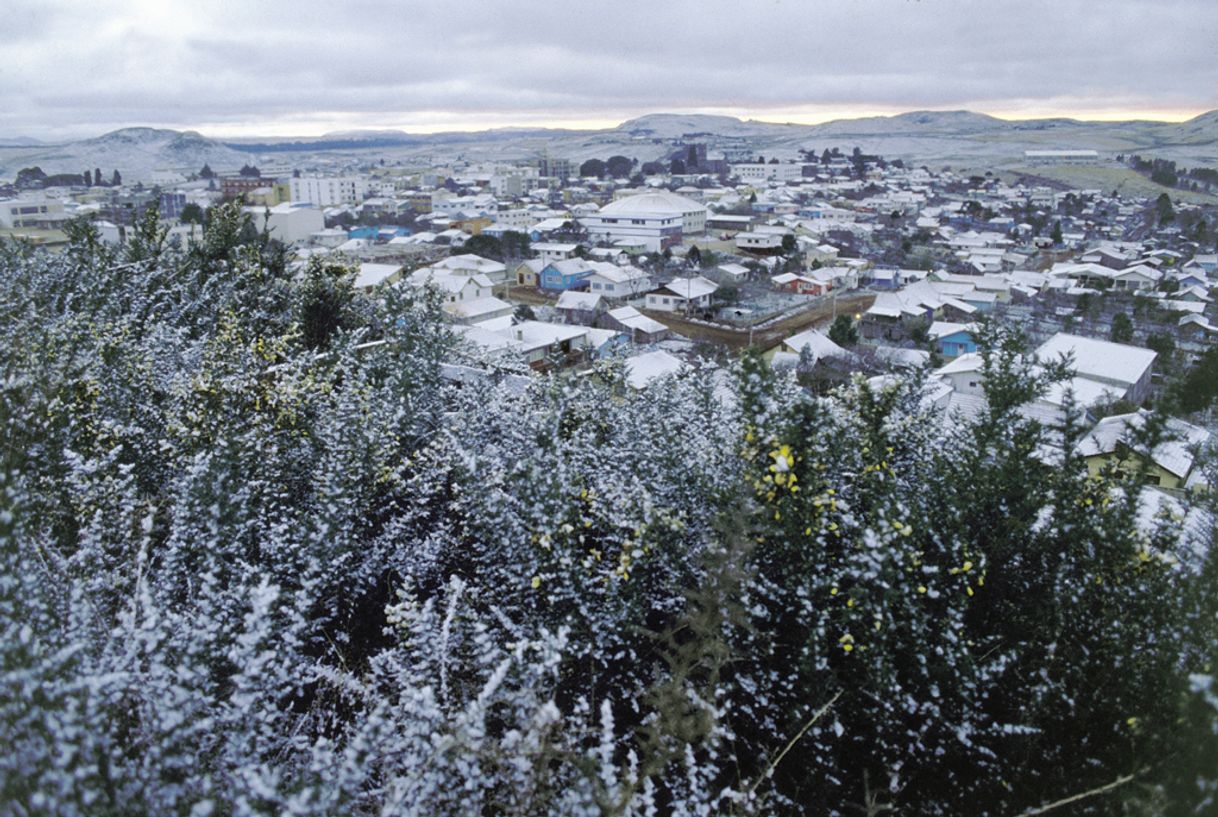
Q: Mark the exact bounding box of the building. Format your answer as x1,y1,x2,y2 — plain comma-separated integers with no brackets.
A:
585,264,652,300
1036,333,1156,405
1078,411,1209,492
243,203,324,244
540,259,596,291
645,276,718,313
0,197,66,229
1023,150,1100,164
289,176,369,206
732,163,808,182
581,190,707,252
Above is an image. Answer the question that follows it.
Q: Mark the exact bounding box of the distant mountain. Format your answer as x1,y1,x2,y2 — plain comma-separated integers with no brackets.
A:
0,136,46,147
5,109,1218,185
0,127,250,182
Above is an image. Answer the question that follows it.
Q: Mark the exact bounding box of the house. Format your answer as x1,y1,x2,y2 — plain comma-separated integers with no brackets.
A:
514,259,546,287
716,263,751,284
506,321,591,369
623,350,685,389
1036,333,1156,405
531,242,579,265
429,253,508,283
353,262,403,291
442,296,514,326
779,328,850,364
928,322,979,359
736,231,785,253
404,268,495,303
555,290,606,325
600,306,670,344
540,259,596,292
1078,410,1210,492
645,276,719,313
585,264,652,300
770,272,825,296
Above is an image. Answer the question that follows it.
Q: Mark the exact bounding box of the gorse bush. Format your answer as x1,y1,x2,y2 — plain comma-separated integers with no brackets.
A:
1,209,1215,816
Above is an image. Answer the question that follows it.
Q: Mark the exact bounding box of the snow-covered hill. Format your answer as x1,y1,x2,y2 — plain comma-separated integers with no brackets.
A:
0,127,250,182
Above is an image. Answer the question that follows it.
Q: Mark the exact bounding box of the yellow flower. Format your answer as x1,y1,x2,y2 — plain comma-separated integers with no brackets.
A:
917,585,927,594
531,576,541,589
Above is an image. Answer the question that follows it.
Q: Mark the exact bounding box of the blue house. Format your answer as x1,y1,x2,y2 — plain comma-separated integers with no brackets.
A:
540,259,594,292
930,322,978,359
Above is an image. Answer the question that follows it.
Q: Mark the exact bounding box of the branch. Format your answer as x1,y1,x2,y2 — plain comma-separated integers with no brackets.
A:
1016,772,1137,817
748,689,843,797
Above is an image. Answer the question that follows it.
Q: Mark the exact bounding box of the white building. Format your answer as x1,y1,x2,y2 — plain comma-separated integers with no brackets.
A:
732,163,806,182
244,203,324,244
581,190,708,252
0,197,66,229
586,263,652,300
645,276,719,313
289,176,369,206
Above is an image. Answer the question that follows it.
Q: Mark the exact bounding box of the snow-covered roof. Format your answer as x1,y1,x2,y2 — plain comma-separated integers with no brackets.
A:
608,306,667,335
780,328,849,363
354,262,401,289
1078,410,1209,479
601,190,708,217
1035,333,1155,388
661,276,718,300
623,350,684,389
555,290,604,311
442,296,513,322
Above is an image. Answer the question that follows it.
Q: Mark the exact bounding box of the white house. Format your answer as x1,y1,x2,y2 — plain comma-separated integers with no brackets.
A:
645,276,719,313
586,263,652,300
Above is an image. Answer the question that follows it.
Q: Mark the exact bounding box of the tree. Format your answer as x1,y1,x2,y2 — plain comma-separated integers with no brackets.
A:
0,227,1213,817
828,313,858,346
239,164,261,178
111,169,122,187
670,158,686,175
296,256,357,349
579,158,606,178
14,166,47,189
512,303,536,322
500,231,531,260
606,155,633,178
94,168,103,186
179,202,206,225
1110,312,1134,343
1156,193,1175,224
781,234,797,253
686,145,698,169
1145,331,1175,364
1050,220,1063,244
199,163,216,179
686,245,702,267
462,234,505,261
82,168,92,187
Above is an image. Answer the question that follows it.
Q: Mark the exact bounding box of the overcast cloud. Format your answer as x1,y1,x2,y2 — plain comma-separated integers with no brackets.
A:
2,0,1216,140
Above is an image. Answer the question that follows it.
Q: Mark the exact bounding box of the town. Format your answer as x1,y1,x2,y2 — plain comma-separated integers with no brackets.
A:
5,130,1217,506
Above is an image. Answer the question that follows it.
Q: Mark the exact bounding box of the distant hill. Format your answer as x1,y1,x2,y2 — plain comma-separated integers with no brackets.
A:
0,127,250,182
5,110,1218,184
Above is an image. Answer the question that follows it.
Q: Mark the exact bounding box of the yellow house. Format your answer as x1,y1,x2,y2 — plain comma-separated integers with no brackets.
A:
1078,411,1210,492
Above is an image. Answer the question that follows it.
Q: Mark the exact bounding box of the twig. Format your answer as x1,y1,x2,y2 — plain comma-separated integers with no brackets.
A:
1016,772,1137,817
748,689,843,796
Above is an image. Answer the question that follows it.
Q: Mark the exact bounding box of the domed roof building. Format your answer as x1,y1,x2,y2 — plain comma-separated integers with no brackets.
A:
580,190,708,252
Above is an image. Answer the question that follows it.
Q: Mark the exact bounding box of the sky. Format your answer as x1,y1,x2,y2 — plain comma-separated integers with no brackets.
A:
2,0,1217,141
